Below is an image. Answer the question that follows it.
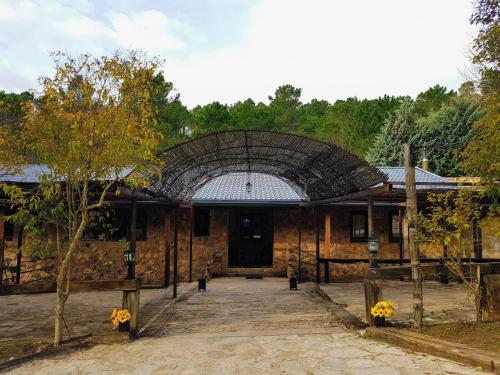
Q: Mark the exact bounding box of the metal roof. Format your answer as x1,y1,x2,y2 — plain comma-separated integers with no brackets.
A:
191,172,302,205
0,165,458,204
377,167,456,190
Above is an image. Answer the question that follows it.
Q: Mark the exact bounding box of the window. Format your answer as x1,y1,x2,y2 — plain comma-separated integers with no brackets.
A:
83,208,147,241
350,212,367,241
3,220,14,241
240,213,263,240
389,213,401,242
194,208,210,237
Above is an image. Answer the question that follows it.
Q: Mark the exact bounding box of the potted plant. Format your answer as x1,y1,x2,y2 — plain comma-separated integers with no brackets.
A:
370,301,395,327
110,308,132,332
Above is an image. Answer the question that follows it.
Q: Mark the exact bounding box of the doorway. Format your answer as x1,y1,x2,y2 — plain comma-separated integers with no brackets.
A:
228,209,273,267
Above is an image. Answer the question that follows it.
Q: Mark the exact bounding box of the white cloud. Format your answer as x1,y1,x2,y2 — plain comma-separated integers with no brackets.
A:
167,0,476,107
0,0,188,91
0,0,475,107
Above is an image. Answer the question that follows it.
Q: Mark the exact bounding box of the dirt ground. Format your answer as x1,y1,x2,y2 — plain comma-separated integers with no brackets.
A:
319,280,476,325
4,278,484,375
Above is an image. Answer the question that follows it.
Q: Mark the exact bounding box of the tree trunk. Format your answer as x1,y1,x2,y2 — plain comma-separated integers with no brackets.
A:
53,215,87,347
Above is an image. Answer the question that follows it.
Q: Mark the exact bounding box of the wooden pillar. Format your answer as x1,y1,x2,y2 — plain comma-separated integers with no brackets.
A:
405,143,423,329
163,210,171,288
189,206,193,283
15,226,23,284
297,205,302,283
173,209,178,299
129,190,137,279
473,218,483,259
325,212,331,258
367,197,374,267
398,209,404,266
315,207,320,284
122,279,141,339
0,212,5,288
364,278,383,326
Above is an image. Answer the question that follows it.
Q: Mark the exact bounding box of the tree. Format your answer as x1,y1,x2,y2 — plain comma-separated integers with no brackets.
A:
191,101,231,136
413,85,456,116
414,99,483,176
229,99,273,130
268,84,302,132
365,99,418,166
418,191,483,321
462,0,500,198
0,51,162,346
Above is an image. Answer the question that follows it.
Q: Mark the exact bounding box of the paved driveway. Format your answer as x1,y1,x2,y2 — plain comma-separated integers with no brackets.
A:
8,278,482,374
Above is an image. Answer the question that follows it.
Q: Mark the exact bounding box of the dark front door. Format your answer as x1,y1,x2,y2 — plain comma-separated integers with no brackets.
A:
229,210,273,267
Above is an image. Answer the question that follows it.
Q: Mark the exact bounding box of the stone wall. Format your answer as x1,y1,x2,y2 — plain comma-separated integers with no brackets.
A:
2,207,499,285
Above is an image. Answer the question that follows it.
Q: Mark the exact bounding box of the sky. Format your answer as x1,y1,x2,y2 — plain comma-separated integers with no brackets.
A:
0,0,476,108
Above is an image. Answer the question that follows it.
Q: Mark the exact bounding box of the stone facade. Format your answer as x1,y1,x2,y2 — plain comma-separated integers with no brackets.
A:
1,206,499,285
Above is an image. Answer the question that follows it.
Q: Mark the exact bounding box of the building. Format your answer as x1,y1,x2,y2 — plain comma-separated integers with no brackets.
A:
0,131,497,286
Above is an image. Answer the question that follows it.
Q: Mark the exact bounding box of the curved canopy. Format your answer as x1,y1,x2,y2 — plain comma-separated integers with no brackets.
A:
140,130,387,202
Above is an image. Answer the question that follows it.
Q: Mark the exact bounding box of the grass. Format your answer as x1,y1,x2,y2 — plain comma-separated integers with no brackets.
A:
417,321,500,354
0,339,49,363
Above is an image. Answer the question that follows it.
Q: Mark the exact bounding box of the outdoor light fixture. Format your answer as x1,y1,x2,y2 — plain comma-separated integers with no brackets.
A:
368,237,379,268
246,181,252,194
123,249,136,279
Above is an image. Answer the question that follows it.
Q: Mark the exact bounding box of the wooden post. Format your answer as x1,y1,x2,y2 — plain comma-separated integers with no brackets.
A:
15,226,23,284
315,207,320,284
298,205,302,283
122,279,141,339
324,261,330,283
0,212,5,288
325,212,331,258
367,197,374,267
405,143,423,329
163,210,171,288
398,209,404,266
189,206,193,283
129,190,137,279
364,278,383,326
173,209,178,299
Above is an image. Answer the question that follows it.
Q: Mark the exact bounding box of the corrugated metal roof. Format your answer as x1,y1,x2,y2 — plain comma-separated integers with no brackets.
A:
191,173,302,204
377,166,455,190
0,165,458,202
0,165,51,183
0,165,131,183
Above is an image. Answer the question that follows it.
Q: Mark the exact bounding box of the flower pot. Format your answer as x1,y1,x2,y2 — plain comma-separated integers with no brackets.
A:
118,321,130,332
373,317,386,327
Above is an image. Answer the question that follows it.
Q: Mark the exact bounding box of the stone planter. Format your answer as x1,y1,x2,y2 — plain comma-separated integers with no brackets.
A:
373,316,386,327
119,321,130,332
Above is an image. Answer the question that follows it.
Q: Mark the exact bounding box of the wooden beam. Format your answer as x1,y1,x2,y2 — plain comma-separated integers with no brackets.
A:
129,190,137,279
364,278,382,326
0,212,4,288
0,278,142,296
324,212,331,258
365,263,500,280
15,226,23,284
405,143,423,329
173,209,178,299
163,210,171,288
189,206,193,283
367,197,374,267
297,205,302,283
315,208,320,284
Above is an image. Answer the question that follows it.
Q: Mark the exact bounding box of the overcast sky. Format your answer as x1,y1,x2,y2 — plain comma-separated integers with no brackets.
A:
0,0,475,108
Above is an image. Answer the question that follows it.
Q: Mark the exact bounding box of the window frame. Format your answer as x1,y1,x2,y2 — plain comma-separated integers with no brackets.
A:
194,208,210,237
350,211,368,242
389,212,402,243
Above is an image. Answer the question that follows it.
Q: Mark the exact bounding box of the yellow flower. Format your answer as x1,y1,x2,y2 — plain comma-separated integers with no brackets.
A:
110,308,117,320
370,301,395,318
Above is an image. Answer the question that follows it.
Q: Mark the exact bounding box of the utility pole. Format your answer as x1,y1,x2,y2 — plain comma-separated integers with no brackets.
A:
404,144,423,329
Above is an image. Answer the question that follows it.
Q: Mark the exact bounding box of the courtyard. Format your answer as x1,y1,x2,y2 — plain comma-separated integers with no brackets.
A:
2,278,485,374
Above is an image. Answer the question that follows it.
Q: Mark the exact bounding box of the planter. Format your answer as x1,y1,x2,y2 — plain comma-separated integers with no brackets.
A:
373,316,386,327
118,321,130,332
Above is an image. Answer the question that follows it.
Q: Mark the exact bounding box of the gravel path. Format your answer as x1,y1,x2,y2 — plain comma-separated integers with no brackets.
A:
7,278,483,374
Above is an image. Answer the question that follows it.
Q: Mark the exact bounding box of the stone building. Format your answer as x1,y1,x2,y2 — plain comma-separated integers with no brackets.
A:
0,131,498,286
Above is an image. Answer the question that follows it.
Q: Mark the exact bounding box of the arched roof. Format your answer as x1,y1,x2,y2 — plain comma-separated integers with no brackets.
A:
140,130,387,202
